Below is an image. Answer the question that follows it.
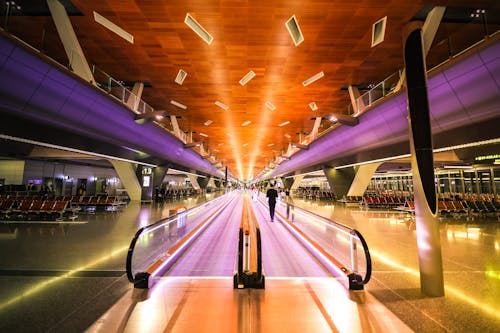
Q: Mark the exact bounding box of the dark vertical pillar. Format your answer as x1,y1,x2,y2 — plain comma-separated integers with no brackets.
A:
281,177,294,190
404,22,444,296
323,166,356,200
198,176,210,190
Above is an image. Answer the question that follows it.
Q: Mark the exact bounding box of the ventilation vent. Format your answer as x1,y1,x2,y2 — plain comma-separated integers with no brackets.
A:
371,16,387,47
285,15,304,46
170,100,187,109
93,11,134,44
185,13,214,45
175,69,187,85
239,71,256,86
302,72,324,87
265,101,276,111
309,102,318,111
215,101,229,110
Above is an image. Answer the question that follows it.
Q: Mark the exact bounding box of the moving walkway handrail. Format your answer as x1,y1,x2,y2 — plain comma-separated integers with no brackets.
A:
276,199,372,287
234,194,264,289
126,194,229,286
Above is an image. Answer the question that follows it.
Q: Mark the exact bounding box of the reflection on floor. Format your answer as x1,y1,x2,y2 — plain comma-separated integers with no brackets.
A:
87,277,411,333
0,193,498,332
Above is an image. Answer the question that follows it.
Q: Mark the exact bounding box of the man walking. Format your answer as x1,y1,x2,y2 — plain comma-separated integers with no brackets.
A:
266,183,278,221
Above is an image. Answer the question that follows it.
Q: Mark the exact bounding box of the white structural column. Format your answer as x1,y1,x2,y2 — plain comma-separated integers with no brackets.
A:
46,0,95,85
109,160,141,201
309,117,323,141
290,175,304,190
126,82,144,112
187,174,201,191
346,163,381,197
207,177,216,188
348,85,365,115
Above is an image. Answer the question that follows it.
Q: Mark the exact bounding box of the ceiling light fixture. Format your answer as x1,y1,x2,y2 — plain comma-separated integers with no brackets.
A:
285,15,304,46
265,101,276,111
241,120,251,126
199,133,209,138
93,11,134,44
284,133,291,139
215,101,229,110
170,100,187,109
278,121,290,127
302,72,324,87
267,143,274,147
309,102,318,111
204,120,213,126
175,69,187,85
184,13,214,45
239,71,256,86
242,143,249,147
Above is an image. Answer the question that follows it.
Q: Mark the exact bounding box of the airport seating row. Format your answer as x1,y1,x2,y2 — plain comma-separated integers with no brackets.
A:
397,199,499,217
363,195,407,208
293,189,336,201
0,198,78,221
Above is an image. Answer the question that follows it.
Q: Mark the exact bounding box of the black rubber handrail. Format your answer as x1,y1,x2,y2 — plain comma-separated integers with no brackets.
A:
278,200,372,285
125,195,225,284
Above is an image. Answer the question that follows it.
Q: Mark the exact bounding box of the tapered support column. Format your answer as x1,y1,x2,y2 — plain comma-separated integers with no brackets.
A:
323,166,356,200
404,23,444,297
346,163,381,197
109,160,141,201
47,0,94,84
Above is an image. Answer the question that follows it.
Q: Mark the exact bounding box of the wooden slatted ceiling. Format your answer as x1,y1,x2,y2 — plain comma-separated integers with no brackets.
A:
9,0,498,180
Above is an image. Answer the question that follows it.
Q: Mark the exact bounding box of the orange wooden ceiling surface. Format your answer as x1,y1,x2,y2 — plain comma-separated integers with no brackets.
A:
9,0,498,180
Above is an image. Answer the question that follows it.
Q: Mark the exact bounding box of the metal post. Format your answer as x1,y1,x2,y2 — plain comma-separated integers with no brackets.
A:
350,234,359,273
243,231,250,271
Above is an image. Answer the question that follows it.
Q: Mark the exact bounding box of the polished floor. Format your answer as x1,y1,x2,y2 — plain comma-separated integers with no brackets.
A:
0,191,499,332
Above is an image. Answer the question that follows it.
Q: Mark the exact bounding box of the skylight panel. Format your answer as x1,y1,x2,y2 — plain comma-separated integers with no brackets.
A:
175,69,187,85
285,15,304,46
302,72,324,87
215,101,229,110
184,13,214,45
239,71,256,86
371,16,387,47
170,100,187,109
93,11,134,44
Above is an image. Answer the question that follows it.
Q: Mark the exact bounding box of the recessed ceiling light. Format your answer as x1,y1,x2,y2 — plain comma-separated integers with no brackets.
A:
302,71,324,87
285,15,304,46
218,143,223,146
93,11,134,44
184,13,214,45
155,115,163,120
309,102,318,111
170,100,187,109
175,69,187,85
204,120,213,126
199,132,208,138
371,16,387,47
284,133,291,138
241,120,251,126
242,143,249,147
239,71,256,86
215,101,229,110
267,143,274,147
265,101,276,111
278,121,290,127
226,133,233,137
